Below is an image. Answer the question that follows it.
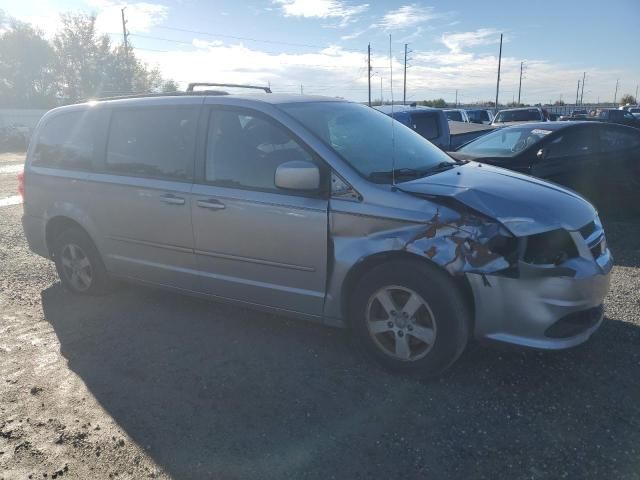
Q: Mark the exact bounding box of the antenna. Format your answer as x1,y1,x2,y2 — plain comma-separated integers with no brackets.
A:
390,34,396,187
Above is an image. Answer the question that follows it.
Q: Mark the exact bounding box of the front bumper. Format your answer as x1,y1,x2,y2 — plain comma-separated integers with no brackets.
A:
467,247,612,350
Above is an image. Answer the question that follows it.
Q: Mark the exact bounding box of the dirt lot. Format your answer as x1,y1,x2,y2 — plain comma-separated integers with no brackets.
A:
1,153,640,479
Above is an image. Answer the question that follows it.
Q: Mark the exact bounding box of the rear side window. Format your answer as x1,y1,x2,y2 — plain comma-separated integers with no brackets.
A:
206,108,315,192
546,127,595,159
599,126,640,153
33,111,95,170
410,113,440,140
106,107,198,181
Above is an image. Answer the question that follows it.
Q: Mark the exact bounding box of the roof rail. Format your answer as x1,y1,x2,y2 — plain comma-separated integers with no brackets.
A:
186,82,272,93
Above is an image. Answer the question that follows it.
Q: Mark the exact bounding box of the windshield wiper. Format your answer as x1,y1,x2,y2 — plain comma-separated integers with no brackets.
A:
368,168,426,182
422,161,460,176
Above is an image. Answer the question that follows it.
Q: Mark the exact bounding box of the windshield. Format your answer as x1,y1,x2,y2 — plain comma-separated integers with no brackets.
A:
494,109,542,123
458,126,552,157
281,102,455,183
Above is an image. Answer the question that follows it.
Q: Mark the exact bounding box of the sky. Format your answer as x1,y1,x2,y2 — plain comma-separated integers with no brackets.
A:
6,0,640,105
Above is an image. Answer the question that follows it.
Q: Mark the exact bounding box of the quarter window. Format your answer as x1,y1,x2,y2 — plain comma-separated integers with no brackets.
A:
106,107,198,180
206,109,315,192
33,111,95,170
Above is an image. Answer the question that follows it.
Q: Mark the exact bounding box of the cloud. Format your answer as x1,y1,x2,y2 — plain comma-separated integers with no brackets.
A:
376,4,436,30
17,0,168,38
340,29,367,40
274,0,368,26
192,38,224,48
88,0,168,34
440,28,499,54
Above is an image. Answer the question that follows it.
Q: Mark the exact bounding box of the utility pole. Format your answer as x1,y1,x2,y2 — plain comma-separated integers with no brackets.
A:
403,43,408,105
300,84,303,95
367,43,372,107
635,84,638,104
580,71,586,105
121,7,129,60
575,80,580,106
380,77,383,104
121,7,131,92
517,61,523,105
613,78,619,105
455,89,458,107
494,33,503,112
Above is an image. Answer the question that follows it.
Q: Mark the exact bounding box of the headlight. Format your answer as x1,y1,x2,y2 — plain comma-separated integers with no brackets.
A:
523,229,578,265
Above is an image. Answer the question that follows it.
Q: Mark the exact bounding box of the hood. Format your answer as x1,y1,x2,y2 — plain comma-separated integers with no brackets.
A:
400,162,595,236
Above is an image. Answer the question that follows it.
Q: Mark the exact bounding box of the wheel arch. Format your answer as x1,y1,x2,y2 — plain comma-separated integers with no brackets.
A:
45,216,98,258
340,250,475,331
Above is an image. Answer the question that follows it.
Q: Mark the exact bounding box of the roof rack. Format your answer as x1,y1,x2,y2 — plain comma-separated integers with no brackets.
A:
186,82,272,93
84,82,272,103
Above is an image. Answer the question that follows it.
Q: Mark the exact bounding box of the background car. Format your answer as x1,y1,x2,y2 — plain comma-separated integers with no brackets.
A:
466,109,494,124
592,108,640,128
491,107,546,125
443,109,470,122
449,121,640,215
374,104,450,149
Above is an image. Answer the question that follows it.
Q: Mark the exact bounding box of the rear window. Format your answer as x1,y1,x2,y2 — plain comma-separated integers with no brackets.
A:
410,112,440,140
105,107,198,181
33,111,96,170
494,109,542,123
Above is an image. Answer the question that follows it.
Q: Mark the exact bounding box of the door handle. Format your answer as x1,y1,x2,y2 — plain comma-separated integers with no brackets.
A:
160,193,185,205
197,198,226,210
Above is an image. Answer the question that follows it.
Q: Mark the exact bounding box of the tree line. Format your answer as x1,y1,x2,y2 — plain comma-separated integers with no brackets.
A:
0,9,177,109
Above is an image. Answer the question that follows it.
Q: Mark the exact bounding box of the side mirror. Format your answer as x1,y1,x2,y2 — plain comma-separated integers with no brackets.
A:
275,160,320,191
536,148,546,161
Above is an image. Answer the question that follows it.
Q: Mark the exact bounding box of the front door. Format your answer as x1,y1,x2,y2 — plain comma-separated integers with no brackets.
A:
532,126,599,198
191,106,329,315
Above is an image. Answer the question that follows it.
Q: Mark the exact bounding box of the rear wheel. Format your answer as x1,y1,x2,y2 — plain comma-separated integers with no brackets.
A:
350,260,470,376
53,227,109,295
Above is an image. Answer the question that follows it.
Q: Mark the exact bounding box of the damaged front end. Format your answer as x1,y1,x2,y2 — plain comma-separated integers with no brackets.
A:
396,189,613,349
326,163,612,349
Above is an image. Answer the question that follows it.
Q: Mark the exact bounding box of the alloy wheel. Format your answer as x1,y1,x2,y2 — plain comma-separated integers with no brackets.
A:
365,285,437,361
60,243,93,292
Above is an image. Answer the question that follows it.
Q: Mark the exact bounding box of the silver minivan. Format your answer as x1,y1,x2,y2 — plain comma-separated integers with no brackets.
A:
22,93,612,375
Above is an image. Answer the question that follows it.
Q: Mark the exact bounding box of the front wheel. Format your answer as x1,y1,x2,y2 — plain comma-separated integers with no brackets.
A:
349,260,470,377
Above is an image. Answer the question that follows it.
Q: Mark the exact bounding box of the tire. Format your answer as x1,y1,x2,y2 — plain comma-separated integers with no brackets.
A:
52,227,110,295
349,260,470,377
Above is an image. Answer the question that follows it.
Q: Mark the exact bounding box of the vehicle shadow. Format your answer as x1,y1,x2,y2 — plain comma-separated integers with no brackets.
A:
41,281,640,480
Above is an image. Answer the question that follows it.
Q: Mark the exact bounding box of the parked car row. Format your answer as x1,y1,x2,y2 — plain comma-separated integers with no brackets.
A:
450,121,640,215
21,91,613,376
375,104,495,150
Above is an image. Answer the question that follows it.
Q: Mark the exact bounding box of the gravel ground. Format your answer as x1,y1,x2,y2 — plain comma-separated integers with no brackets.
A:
1,153,639,479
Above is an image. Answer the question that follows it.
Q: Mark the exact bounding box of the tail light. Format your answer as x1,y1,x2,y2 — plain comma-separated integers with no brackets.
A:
17,170,25,198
